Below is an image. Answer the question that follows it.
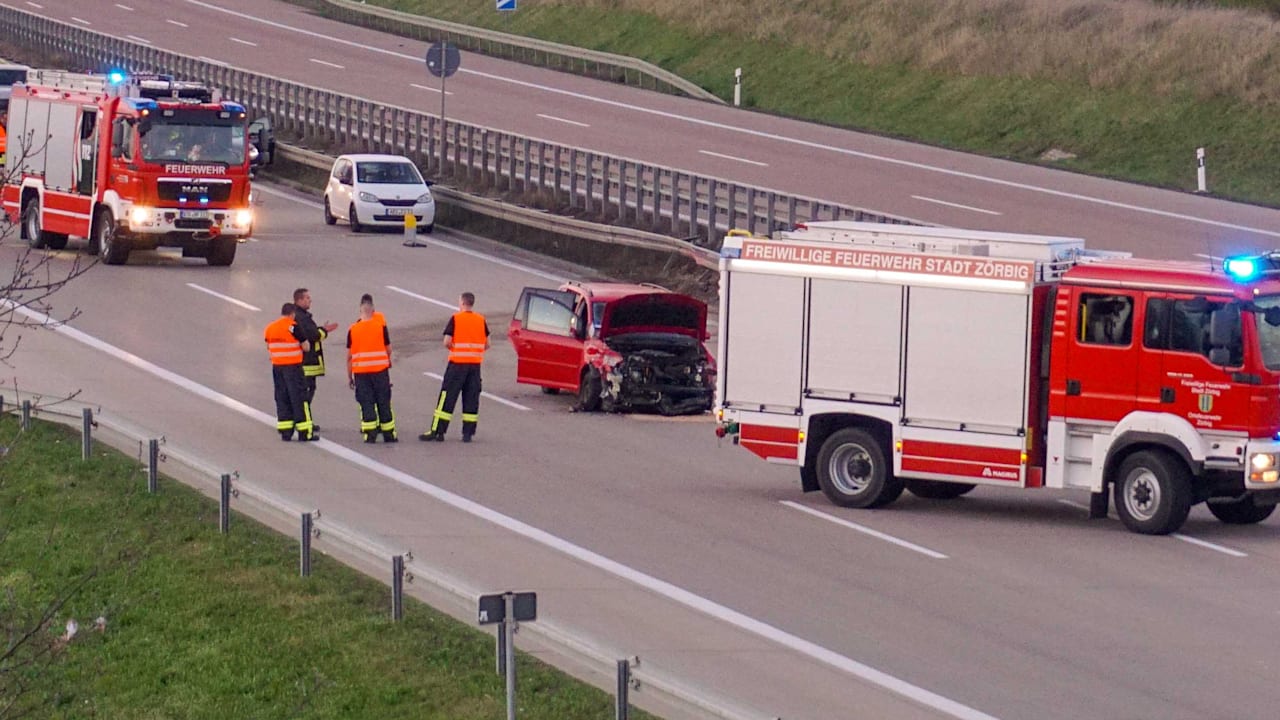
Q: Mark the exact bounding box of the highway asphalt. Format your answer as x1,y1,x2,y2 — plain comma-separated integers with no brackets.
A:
4,182,1279,719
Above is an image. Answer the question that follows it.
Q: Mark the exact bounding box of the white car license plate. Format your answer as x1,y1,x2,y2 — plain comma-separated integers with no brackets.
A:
180,210,210,219
386,208,410,216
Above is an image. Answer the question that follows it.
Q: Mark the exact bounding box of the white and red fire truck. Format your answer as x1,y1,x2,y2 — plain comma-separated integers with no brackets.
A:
2,70,254,266
714,221,1280,534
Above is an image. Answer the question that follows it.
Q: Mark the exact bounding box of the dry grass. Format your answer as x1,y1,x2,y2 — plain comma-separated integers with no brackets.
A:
561,0,1280,105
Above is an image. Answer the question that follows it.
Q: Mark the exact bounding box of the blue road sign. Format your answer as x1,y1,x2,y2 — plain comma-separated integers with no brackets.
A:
496,0,516,10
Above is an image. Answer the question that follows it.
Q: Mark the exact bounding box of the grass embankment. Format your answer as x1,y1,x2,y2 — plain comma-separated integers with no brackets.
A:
325,0,1280,206
0,415,655,719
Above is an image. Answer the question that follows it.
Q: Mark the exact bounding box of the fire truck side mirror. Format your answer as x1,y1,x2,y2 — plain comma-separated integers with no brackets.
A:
1264,307,1280,327
1209,304,1240,348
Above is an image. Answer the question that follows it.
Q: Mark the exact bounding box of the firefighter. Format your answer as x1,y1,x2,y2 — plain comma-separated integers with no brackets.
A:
346,294,397,443
264,303,315,441
292,288,338,428
420,291,490,443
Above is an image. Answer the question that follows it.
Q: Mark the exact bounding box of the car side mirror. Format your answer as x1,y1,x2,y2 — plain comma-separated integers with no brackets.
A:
424,179,434,187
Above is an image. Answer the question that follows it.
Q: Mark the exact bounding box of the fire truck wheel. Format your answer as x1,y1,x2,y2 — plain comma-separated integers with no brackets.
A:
1206,495,1276,525
207,236,237,266
1113,450,1192,535
323,197,336,225
94,211,130,266
575,368,602,412
906,479,976,500
348,204,362,233
816,428,903,509
45,233,69,251
21,201,49,250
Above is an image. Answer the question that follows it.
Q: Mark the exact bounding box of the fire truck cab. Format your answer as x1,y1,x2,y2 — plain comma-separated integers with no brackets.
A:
2,70,254,266
715,221,1280,535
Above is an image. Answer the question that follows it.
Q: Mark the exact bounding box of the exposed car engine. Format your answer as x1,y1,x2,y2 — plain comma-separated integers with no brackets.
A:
600,333,715,415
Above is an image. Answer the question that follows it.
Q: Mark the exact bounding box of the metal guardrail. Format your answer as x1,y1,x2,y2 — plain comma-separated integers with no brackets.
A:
296,0,723,104
0,6,919,252
278,143,721,269
0,388,774,720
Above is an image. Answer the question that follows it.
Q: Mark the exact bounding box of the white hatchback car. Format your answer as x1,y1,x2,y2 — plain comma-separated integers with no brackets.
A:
323,154,435,233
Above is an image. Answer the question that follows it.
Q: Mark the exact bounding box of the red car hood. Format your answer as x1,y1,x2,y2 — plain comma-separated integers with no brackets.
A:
599,293,707,341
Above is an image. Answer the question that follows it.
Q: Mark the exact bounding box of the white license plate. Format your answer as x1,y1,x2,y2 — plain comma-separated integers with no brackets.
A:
386,208,410,216
180,210,210,219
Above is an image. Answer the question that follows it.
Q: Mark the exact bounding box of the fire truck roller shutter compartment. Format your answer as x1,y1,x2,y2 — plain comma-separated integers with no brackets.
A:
44,102,78,192
807,279,903,403
12,96,47,177
723,272,805,413
903,287,1031,433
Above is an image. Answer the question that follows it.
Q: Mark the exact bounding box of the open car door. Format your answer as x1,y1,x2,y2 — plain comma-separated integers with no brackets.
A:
509,287,583,390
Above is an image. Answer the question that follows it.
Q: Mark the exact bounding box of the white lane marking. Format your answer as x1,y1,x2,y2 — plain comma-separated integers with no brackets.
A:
423,371,531,411
385,285,455,310
71,16,91,25
409,83,453,96
7,298,997,720
1172,533,1248,558
781,501,949,559
309,58,345,70
911,195,1002,216
115,2,134,9
197,56,228,67
1057,499,1093,513
536,113,590,128
167,18,189,27
698,150,768,167
230,37,258,47
185,283,261,312
127,34,152,45
182,0,1280,240
250,183,566,282
25,2,43,9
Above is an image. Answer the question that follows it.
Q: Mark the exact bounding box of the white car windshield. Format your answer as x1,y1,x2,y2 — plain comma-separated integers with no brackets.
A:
356,161,423,185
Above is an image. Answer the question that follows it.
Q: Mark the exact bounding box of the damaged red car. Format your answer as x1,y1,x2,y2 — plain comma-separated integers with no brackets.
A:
509,282,716,415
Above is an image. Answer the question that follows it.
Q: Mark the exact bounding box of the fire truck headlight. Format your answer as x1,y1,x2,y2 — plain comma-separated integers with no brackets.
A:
129,206,154,227
234,209,253,227
1250,452,1275,471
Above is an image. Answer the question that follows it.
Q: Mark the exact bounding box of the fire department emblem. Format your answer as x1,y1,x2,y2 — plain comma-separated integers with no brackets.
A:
1198,393,1214,413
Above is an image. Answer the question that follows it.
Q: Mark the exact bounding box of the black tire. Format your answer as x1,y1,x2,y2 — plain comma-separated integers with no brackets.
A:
816,428,903,509
906,479,977,500
1207,496,1276,525
417,222,434,234
323,196,337,225
22,201,48,249
540,387,560,395
206,236,237,266
95,210,130,265
349,204,362,233
45,233,69,251
1112,450,1193,535
576,368,602,412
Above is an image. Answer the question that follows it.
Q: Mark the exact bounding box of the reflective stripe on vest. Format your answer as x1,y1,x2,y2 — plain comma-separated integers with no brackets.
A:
349,318,390,374
448,311,487,364
264,317,303,365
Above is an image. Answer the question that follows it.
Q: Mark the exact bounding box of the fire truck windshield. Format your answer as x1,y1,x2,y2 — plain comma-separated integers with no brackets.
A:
1252,296,1280,370
138,116,245,166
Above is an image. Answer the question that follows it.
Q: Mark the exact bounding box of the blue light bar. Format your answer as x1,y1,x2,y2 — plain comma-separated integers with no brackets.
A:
1225,257,1259,281
107,70,126,84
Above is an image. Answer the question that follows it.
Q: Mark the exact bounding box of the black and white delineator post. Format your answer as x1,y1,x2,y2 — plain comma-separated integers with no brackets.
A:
733,67,742,107
478,591,537,720
1197,147,1207,193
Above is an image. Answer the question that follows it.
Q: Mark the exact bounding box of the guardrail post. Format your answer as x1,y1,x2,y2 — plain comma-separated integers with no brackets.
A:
746,188,758,236
616,658,631,720
147,439,159,493
617,161,629,224
584,153,595,215
506,134,517,191
21,400,31,431
391,554,405,621
568,149,579,209
706,179,719,238
81,408,92,461
219,473,231,534
521,138,532,192
300,512,313,577
688,175,700,240
727,185,739,232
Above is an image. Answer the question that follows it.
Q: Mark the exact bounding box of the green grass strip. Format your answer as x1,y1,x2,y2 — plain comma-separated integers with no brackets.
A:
0,415,655,719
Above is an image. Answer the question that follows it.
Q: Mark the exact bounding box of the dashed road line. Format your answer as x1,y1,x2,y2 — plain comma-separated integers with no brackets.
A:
126,34,152,44
185,283,261,312
1172,533,1248,558
166,18,188,27
911,195,1002,216
781,501,949,559
423,371,531,411
309,58,344,70
115,2,134,9
698,150,768,167
537,113,590,128
230,37,258,46
71,16,91,24
410,83,453,96
385,285,455,310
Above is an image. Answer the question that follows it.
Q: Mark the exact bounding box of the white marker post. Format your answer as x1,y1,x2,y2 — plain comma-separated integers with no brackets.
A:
733,67,742,107
1196,147,1207,193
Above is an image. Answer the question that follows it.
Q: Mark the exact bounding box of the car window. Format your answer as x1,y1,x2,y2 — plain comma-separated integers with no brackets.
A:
591,302,605,333
1077,293,1133,346
356,161,423,185
525,293,576,336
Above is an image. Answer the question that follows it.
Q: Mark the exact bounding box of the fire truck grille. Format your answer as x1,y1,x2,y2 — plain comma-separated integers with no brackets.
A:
157,180,233,202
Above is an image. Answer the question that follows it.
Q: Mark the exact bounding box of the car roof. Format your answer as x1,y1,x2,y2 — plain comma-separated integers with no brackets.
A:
563,282,682,302
338,154,418,164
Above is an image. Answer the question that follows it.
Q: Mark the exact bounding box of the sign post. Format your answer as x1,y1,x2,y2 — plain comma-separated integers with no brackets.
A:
424,42,462,175
478,591,537,720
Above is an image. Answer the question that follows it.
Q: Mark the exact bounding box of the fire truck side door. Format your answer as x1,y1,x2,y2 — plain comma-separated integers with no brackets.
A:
1061,289,1140,423
1144,295,1247,433
76,107,96,196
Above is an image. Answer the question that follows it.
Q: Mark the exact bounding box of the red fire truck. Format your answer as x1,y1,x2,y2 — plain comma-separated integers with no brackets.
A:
714,221,1280,534
2,70,253,266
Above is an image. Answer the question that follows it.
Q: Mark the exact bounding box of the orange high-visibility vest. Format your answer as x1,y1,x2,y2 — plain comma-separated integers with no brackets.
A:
349,317,390,374
0,124,7,162
264,316,303,365
448,311,487,364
